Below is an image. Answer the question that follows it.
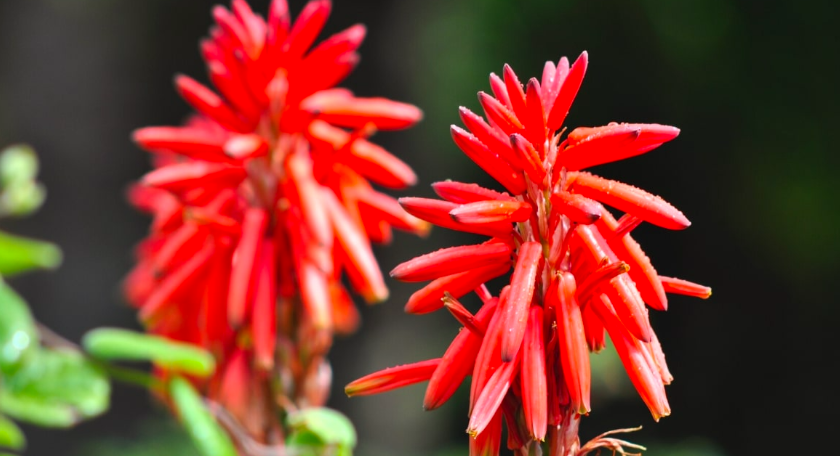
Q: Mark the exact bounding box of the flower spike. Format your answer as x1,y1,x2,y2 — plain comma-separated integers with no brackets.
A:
349,52,708,455
128,0,423,441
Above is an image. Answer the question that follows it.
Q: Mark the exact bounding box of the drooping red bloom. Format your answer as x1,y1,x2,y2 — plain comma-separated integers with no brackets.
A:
346,52,710,455
126,0,425,440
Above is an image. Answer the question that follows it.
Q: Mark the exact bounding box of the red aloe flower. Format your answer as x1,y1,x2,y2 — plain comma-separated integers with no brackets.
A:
346,52,710,455
126,0,425,441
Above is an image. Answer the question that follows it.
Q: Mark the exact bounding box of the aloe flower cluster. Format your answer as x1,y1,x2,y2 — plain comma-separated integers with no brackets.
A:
346,53,710,455
125,0,425,440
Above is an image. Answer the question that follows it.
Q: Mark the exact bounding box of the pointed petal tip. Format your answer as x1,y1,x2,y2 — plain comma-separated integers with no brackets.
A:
578,50,589,63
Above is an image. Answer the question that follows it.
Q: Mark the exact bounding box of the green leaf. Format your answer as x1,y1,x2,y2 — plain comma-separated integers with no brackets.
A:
0,348,110,428
286,407,356,456
83,328,215,378
0,414,26,451
0,280,38,374
168,377,237,456
0,230,62,276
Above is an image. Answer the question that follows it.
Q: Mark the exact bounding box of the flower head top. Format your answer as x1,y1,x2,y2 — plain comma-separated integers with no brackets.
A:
347,52,710,455
125,0,425,438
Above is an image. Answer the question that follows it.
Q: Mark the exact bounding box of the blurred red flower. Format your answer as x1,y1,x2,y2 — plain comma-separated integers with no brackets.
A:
126,0,424,439
346,52,710,455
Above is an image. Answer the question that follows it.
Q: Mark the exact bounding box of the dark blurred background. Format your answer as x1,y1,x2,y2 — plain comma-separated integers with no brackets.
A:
1,0,838,455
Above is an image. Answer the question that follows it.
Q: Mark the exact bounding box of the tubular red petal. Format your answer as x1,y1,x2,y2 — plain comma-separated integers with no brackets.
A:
287,153,333,248
451,125,527,195
443,293,485,337
575,261,630,305
201,240,233,350
521,306,548,441
345,358,441,397
231,0,266,56
405,262,511,314
308,120,416,188
470,302,506,410
605,273,654,343
500,241,542,362
227,208,267,327
581,302,605,352
546,51,587,132
297,25,366,93
597,210,668,311
174,75,250,132
659,276,712,299
450,200,532,225
218,349,250,420
569,171,691,230
266,0,291,52
459,107,521,168
152,223,207,275
142,162,247,192
523,79,547,153
223,133,269,159
321,189,388,303
647,331,673,384
212,6,255,59
550,191,603,225
133,127,226,161
488,73,511,110
207,61,262,124
303,95,422,130
558,123,642,171
556,273,592,415
469,408,502,456
399,197,513,237
540,60,556,105
593,295,670,420
252,240,277,370
140,239,215,321
509,133,546,183
353,189,430,236
424,299,499,410
501,392,528,450
283,0,332,62
311,23,366,59
390,242,512,282
623,123,681,152
357,205,393,244
299,260,332,331
502,64,527,121
290,54,359,101
468,352,520,437
543,57,569,114
330,282,360,335
613,213,643,238
478,92,524,137
432,180,514,204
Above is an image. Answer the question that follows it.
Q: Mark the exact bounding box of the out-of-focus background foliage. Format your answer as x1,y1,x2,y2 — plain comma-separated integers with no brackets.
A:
0,0,837,455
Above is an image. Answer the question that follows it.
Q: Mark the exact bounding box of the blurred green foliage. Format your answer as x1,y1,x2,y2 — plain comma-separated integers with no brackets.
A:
84,328,216,378
287,407,358,456
0,145,110,453
169,377,238,456
0,145,46,218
